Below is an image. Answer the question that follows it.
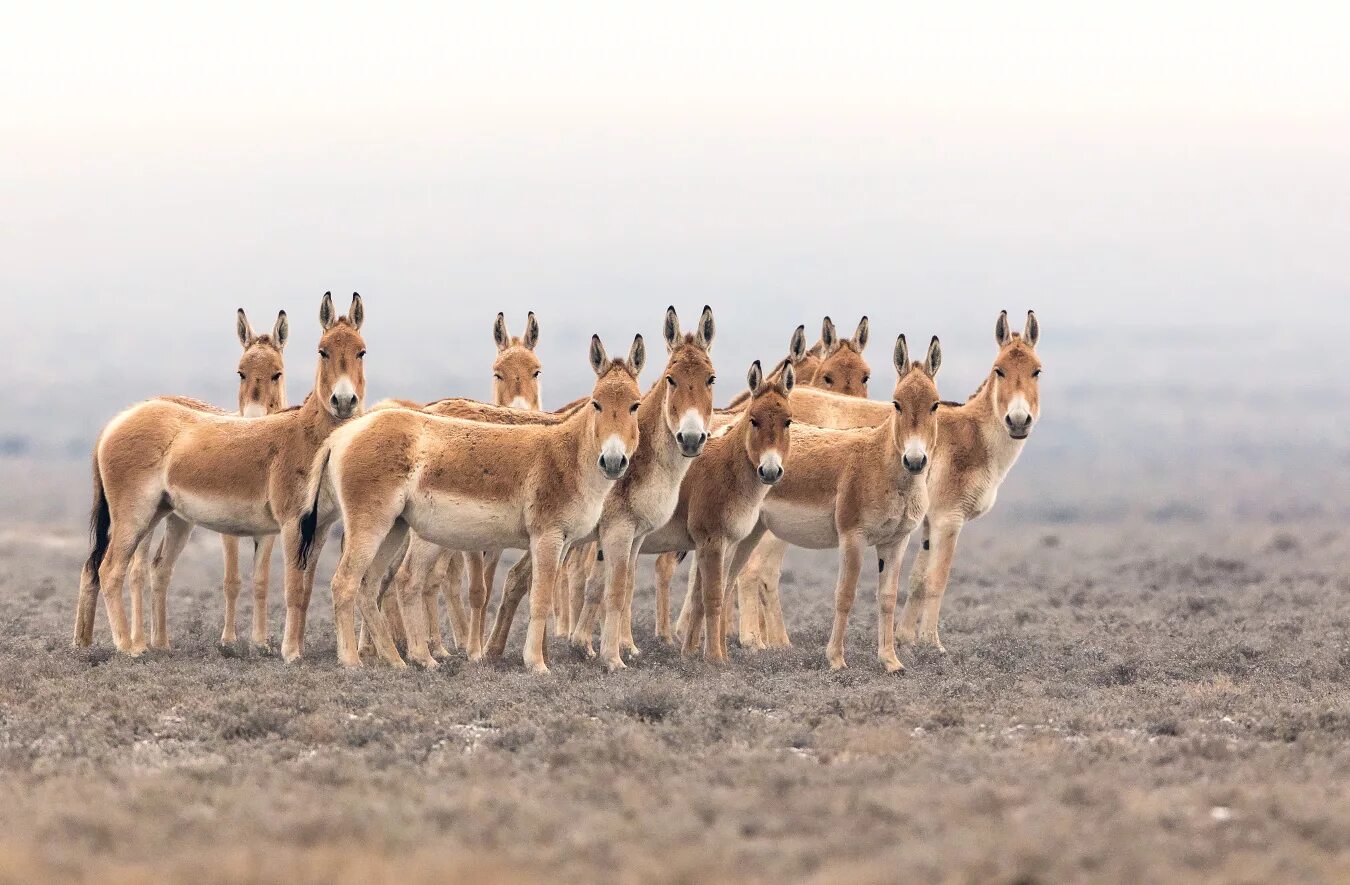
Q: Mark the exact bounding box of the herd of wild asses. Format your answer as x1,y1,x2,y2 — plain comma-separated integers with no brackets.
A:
74,293,1042,673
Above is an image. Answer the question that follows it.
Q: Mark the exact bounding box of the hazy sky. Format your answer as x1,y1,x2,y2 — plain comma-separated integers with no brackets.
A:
3,3,1348,440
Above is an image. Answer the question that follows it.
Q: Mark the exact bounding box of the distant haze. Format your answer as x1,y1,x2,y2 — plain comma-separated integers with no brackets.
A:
3,3,1348,474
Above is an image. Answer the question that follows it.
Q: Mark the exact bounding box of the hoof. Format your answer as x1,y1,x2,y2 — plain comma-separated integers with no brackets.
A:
527,662,550,675
282,650,303,665
602,658,627,673
881,657,906,674
622,643,641,659
828,656,848,671
127,643,149,658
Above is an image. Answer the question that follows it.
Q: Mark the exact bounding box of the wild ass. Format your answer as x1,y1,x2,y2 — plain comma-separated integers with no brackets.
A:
659,317,874,645
73,293,368,658
680,335,943,670
123,308,290,651
896,310,1042,651
481,307,717,671
298,335,645,672
373,312,545,658
639,360,794,661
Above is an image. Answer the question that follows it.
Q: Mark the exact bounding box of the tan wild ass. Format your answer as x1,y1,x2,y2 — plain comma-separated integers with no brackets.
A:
482,307,717,671
896,310,1042,651
123,307,290,651
639,360,794,662
298,334,644,672
73,293,368,658
373,311,546,658
679,334,943,670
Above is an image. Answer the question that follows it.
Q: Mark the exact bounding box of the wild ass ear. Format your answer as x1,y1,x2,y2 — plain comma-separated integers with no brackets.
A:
1023,310,1040,348
925,336,942,378
695,305,715,351
273,311,289,350
789,324,807,363
348,293,364,330
821,316,839,353
236,309,255,349
746,360,763,395
319,292,336,330
589,335,608,376
523,311,540,350
493,313,510,351
995,310,1012,347
893,334,910,376
629,334,646,374
853,316,869,351
782,362,796,392
663,306,680,352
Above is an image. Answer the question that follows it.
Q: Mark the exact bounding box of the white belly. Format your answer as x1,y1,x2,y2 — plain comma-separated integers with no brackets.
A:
761,499,838,550
169,488,276,536
405,490,529,552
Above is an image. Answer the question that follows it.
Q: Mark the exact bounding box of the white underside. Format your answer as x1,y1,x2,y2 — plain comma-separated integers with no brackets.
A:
760,498,839,550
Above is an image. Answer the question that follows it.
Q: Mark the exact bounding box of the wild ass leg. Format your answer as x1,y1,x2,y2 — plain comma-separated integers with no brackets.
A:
679,564,704,655
463,551,492,661
487,554,532,659
566,545,595,640
420,550,452,659
149,515,193,649
98,505,162,655
875,535,909,673
332,518,407,669
736,534,790,650
522,536,565,674
250,536,275,649
220,534,242,645
438,551,470,651
697,541,730,663
900,518,962,654
896,519,930,647
653,551,677,643
127,531,158,652
568,542,605,650
618,542,643,659
280,519,314,662
598,530,639,671
826,533,866,670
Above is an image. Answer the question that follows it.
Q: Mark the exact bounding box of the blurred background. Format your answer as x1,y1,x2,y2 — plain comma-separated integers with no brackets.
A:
3,1,1348,524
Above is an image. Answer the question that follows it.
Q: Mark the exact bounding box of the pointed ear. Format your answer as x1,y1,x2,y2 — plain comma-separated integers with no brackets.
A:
695,305,715,351
925,336,942,378
893,334,910,376
272,311,289,350
589,335,608,376
629,334,646,374
1023,310,1039,348
782,362,796,392
789,324,807,363
664,306,680,352
319,292,336,330
747,360,763,395
348,293,364,330
523,311,540,350
821,316,839,353
995,310,1012,347
853,316,869,351
237,309,255,349
493,313,510,351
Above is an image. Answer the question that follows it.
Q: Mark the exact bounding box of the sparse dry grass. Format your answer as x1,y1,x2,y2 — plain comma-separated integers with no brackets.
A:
3,462,1350,883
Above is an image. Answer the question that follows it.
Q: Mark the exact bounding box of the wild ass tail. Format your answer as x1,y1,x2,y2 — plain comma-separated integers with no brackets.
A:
84,451,111,587
296,443,333,570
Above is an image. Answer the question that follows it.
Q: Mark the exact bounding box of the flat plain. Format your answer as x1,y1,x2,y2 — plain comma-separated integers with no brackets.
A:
2,459,1349,883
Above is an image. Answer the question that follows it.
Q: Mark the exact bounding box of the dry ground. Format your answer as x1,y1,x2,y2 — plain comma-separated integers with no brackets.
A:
2,462,1350,883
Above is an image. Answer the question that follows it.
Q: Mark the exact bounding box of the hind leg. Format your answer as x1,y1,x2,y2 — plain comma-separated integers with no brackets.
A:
653,551,677,643
463,552,492,661
149,514,193,649
486,554,532,659
249,536,275,650
439,551,470,651
127,529,160,653
74,556,100,647
98,511,161,655
331,517,404,669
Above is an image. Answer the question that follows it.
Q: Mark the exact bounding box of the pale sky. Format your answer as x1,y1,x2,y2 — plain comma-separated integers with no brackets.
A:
2,2,1348,447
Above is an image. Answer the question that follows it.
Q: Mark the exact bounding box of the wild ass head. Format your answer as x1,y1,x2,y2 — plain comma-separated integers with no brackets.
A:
235,308,288,418
891,334,942,474
492,312,543,410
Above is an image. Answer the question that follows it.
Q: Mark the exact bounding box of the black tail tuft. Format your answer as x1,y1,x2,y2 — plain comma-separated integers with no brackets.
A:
296,451,329,570
84,458,111,586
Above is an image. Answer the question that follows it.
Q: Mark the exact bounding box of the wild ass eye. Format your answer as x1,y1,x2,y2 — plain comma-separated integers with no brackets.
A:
318,349,329,359
892,401,901,412
707,375,716,386
533,370,541,378
750,418,760,428
823,375,834,386
629,402,640,413
1032,369,1042,378
357,350,366,359
272,372,282,381
930,402,940,413
238,371,246,380
666,375,676,387
493,372,503,381
592,400,602,412
862,374,870,384
994,367,1005,378
784,419,792,428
